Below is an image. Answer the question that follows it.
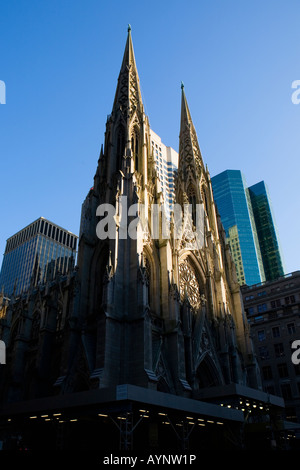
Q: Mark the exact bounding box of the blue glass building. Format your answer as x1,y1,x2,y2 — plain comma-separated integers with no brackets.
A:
248,181,284,281
0,217,78,296
211,170,265,286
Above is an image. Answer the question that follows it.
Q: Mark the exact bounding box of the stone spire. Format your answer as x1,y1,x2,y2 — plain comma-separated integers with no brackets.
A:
178,83,204,181
112,25,144,122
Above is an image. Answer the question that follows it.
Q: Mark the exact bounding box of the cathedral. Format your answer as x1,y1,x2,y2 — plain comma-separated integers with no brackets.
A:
0,27,285,451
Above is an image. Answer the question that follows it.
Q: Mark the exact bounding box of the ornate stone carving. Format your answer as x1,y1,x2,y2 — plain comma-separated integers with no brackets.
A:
179,260,201,309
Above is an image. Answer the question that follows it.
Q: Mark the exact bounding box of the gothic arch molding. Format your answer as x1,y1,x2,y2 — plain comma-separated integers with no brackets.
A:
89,243,110,316
115,124,126,171
178,251,206,296
196,352,223,388
143,244,160,315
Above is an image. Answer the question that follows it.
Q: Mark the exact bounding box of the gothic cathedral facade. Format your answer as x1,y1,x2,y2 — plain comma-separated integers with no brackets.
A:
75,27,261,395
0,28,262,407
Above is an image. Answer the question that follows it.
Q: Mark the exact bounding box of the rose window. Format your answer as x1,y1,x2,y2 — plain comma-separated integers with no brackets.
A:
179,260,201,309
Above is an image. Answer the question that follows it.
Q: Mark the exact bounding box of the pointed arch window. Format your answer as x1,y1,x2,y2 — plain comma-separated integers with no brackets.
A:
31,311,41,342
145,257,151,303
117,126,126,170
131,128,140,172
179,259,201,310
187,187,197,227
201,187,209,215
190,195,197,227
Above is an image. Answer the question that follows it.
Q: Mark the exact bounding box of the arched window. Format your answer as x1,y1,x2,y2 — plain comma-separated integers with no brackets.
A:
190,194,197,227
187,187,197,227
117,126,125,170
202,187,209,215
179,259,201,310
131,128,140,172
145,257,151,306
31,311,41,342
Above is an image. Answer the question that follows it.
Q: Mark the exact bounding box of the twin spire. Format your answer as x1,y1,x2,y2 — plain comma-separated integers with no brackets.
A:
112,26,204,175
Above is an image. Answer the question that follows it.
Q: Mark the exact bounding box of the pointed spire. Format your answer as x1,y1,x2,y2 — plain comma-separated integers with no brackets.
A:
178,84,204,179
112,25,144,120
180,81,193,132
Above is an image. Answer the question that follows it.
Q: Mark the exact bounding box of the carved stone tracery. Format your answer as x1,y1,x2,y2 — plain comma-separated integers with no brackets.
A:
179,260,201,309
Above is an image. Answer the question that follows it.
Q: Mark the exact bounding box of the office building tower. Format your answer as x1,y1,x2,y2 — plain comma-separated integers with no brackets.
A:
0,217,78,296
211,170,265,286
242,271,300,424
248,181,284,281
150,130,178,218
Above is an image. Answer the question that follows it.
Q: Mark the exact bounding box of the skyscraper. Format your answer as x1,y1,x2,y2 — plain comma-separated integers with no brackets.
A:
248,181,284,281
211,170,265,286
150,130,178,218
0,217,78,296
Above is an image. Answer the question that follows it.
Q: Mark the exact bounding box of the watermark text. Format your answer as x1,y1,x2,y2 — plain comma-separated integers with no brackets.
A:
0,340,6,364
291,80,300,104
96,198,205,250
0,80,6,104
291,340,300,365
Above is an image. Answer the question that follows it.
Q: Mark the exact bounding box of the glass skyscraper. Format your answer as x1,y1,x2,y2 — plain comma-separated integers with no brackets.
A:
211,170,265,286
0,217,78,296
248,181,284,281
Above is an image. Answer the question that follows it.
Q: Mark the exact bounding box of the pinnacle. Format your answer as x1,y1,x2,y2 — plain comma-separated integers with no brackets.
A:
112,25,143,117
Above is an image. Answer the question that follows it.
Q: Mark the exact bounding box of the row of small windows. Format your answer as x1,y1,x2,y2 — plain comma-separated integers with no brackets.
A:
6,221,40,253
39,220,77,250
257,322,296,341
5,219,77,254
247,296,297,315
151,141,162,151
261,364,300,399
262,362,298,380
244,283,296,301
0,231,75,296
265,383,294,400
258,342,286,360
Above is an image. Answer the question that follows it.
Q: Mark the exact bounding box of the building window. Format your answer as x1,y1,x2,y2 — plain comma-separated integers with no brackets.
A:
257,330,266,342
254,315,264,322
277,363,289,378
285,295,296,305
131,129,139,172
258,346,269,360
274,343,285,358
257,303,267,313
245,295,254,301
287,323,296,335
272,326,280,338
281,383,292,400
262,365,273,380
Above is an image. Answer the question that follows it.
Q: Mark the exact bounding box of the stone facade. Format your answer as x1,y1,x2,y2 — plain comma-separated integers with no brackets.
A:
0,28,262,407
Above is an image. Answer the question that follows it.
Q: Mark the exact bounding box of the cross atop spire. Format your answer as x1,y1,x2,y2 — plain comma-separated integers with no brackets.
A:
112,26,144,121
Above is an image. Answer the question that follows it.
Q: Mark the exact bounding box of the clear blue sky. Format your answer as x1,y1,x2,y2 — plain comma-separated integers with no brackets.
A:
0,0,299,276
